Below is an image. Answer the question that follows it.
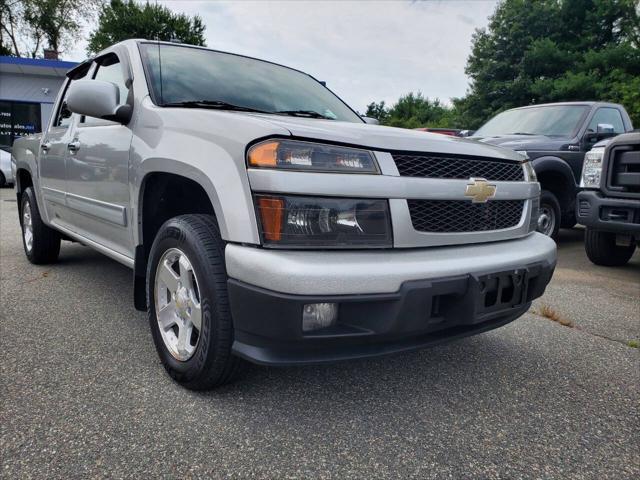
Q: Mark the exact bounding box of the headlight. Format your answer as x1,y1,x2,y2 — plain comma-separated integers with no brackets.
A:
581,147,605,188
254,194,392,248
522,161,537,182
248,139,379,173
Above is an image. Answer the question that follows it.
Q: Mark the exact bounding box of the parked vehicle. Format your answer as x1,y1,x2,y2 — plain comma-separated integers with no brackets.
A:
577,132,639,266
471,102,634,238
12,40,556,390
0,146,14,187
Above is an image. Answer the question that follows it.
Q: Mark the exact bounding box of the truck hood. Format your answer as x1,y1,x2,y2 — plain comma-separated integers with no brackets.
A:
469,133,570,152
249,114,523,161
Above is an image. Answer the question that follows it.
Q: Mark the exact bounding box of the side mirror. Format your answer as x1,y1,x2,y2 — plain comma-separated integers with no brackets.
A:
596,123,614,134
66,79,132,124
362,116,380,125
584,123,617,144
458,130,476,137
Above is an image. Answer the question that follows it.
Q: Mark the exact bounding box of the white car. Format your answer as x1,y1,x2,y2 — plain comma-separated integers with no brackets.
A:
0,146,14,187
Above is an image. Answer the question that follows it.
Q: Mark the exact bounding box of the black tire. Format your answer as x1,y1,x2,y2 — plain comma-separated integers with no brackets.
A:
537,190,561,239
0,172,6,188
20,187,61,264
560,210,577,229
584,228,636,266
146,214,241,390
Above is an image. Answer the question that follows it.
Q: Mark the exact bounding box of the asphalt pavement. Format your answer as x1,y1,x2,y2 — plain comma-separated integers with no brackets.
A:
1,187,638,479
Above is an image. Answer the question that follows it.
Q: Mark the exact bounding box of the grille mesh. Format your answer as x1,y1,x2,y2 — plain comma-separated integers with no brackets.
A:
394,154,524,181
408,200,525,233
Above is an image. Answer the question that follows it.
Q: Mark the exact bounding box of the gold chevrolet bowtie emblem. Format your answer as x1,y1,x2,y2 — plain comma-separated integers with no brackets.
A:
465,178,497,203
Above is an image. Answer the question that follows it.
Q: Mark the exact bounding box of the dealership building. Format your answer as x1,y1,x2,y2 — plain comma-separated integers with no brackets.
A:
0,56,77,149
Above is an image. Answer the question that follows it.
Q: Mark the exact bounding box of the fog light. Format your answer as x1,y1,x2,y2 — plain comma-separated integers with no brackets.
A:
302,303,338,331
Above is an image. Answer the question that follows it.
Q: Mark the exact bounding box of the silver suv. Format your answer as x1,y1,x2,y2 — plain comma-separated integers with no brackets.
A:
12,40,556,390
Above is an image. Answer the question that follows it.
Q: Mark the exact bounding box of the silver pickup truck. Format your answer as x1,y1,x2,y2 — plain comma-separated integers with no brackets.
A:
12,40,556,390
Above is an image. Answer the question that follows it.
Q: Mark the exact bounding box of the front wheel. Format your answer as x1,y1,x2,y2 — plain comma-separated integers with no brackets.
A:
584,228,636,266
146,214,241,390
537,190,561,239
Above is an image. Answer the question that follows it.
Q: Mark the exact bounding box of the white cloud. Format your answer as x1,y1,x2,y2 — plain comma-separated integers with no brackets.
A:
65,0,498,112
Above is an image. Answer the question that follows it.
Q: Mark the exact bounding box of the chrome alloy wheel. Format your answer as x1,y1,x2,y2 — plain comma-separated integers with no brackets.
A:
537,205,556,237
154,248,203,361
22,199,33,253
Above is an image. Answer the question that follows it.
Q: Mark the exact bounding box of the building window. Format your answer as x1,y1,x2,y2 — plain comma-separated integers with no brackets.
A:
0,101,42,148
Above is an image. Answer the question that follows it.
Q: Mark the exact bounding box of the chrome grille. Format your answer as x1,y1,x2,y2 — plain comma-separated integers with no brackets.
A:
394,154,524,181
408,200,525,233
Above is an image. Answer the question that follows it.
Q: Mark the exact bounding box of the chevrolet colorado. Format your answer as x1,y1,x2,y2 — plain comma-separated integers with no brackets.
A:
12,40,556,390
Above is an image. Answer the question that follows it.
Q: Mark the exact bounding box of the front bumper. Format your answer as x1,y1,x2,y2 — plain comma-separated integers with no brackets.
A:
225,233,556,365
576,191,640,234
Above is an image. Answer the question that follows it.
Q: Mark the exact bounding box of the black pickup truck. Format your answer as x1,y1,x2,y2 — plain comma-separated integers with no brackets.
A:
576,132,639,266
470,102,634,238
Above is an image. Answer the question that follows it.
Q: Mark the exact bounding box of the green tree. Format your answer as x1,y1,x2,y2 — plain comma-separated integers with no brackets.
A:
24,0,102,55
87,0,206,55
457,0,640,128
365,101,388,123
365,92,459,129
0,0,99,57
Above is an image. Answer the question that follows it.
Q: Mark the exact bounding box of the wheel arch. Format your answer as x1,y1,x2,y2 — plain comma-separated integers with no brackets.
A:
14,167,34,205
532,156,577,212
134,169,218,310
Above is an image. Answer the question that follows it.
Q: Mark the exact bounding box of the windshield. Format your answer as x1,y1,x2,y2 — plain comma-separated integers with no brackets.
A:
475,105,589,137
139,43,362,122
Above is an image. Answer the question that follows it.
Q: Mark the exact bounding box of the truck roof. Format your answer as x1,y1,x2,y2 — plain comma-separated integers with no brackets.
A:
508,101,625,110
69,39,321,85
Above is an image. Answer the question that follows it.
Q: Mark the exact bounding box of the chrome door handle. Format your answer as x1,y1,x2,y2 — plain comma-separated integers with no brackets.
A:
67,141,80,153
40,143,51,153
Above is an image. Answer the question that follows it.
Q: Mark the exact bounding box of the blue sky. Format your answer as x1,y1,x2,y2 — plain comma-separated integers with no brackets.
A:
67,0,499,112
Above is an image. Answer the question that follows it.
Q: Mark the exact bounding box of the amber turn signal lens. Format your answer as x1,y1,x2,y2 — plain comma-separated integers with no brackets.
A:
248,141,279,167
257,196,284,241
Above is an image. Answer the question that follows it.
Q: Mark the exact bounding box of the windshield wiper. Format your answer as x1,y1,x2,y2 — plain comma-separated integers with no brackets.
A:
275,109,333,119
509,132,537,136
161,100,270,114
162,102,333,120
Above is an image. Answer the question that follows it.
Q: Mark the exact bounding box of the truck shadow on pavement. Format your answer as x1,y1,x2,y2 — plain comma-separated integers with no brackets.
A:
38,242,554,403
5,221,639,479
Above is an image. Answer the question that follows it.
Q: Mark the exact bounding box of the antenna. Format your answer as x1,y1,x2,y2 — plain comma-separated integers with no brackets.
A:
156,0,163,105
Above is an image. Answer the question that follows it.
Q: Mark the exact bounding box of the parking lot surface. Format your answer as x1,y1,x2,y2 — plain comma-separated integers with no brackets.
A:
1,187,638,479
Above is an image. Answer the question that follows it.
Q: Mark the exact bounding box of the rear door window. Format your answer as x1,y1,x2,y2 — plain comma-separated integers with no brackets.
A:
53,68,88,129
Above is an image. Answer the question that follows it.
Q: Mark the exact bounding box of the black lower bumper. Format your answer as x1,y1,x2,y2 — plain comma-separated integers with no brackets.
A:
576,191,640,234
227,260,555,366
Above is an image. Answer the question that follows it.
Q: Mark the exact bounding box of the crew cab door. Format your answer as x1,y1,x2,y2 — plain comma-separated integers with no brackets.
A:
64,52,133,258
38,68,88,226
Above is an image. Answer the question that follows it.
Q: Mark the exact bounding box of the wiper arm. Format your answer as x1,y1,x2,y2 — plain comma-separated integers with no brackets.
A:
509,132,536,136
162,102,333,119
162,100,270,114
275,110,332,119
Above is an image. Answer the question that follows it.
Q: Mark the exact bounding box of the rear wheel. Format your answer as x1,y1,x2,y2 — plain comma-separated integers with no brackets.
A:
147,214,241,390
537,190,561,239
584,228,636,266
0,172,6,188
20,187,61,264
